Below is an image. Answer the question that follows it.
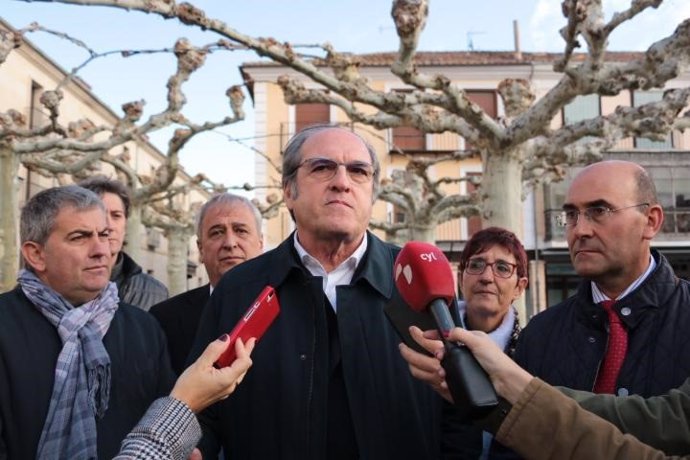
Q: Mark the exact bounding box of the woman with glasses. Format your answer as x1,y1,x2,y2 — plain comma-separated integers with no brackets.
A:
400,227,529,457
441,227,529,458
458,227,528,356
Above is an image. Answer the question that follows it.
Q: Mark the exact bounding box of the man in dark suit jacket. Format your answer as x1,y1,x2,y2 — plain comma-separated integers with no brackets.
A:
150,193,264,374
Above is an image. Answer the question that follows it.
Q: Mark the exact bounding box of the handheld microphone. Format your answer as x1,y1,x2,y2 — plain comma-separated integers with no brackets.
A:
214,286,280,368
394,241,498,418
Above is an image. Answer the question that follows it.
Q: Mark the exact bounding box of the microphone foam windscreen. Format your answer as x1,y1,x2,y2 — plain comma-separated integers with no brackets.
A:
394,241,456,312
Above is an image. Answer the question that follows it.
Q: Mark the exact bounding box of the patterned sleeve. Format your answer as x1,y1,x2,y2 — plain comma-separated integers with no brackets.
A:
114,397,202,460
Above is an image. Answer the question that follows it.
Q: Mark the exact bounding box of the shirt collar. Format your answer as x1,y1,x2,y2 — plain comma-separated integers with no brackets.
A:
292,231,368,275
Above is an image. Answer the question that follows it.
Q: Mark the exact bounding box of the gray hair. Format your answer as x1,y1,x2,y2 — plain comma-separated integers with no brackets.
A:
21,185,105,246
196,193,263,239
281,123,381,201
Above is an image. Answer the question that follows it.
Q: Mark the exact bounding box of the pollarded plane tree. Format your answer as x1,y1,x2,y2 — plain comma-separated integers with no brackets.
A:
0,24,245,292
27,0,690,245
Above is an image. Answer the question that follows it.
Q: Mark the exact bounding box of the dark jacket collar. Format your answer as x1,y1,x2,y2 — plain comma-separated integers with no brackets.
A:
110,251,142,284
265,231,396,300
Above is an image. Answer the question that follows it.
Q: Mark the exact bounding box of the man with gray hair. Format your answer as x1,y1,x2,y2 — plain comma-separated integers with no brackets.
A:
0,185,175,459
151,192,264,375
189,124,459,458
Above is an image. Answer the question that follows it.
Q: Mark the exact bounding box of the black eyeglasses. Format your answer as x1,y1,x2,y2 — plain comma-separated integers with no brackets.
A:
464,258,517,279
555,203,649,227
295,157,374,184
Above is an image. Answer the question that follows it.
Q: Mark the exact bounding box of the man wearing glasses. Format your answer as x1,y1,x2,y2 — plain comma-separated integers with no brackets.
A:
188,124,457,459
514,160,690,419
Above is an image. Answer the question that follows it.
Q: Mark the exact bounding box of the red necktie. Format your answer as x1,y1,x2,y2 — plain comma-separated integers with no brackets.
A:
593,300,628,394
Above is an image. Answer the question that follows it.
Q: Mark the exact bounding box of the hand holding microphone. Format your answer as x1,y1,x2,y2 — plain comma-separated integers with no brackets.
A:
394,241,498,418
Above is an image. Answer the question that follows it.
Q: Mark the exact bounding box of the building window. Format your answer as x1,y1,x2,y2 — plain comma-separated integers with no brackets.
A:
651,166,690,234
295,102,330,133
386,200,407,224
30,81,48,129
544,180,569,241
460,90,498,151
546,267,580,306
390,89,425,152
633,91,673,149
391,125,426,152
562,94,600,145
546,165,690,237
466,90,498,118
563,94,600,125
391,205,406,224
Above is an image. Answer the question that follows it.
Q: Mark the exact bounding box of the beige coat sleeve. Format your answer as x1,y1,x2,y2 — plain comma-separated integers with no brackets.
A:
496,378,688,460
560,379,690,455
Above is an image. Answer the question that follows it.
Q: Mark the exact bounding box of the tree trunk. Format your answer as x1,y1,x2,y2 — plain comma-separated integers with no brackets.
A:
481,150,524,238
481,149,527,323
165,226,190,296
126,204,143,262
0,144,19,292
408,224,436,243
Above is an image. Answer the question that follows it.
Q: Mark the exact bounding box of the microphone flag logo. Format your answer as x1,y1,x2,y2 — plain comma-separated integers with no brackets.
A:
395,262,413,285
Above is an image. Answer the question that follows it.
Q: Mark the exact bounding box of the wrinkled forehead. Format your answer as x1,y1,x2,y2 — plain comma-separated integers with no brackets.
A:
300,128,370,161
203,202,255,227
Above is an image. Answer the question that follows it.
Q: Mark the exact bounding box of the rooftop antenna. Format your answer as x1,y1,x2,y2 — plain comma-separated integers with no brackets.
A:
513,20,522,60
467,31,486,51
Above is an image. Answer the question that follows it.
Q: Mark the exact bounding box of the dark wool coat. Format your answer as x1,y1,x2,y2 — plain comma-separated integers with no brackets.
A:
189,232,456,459
0,287,176,459
151,284,210,375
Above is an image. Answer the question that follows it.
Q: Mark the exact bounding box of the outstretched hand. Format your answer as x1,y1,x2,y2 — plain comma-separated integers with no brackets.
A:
171,335,256,413
445,328,532,404
398,326,453,402
399,325,534,405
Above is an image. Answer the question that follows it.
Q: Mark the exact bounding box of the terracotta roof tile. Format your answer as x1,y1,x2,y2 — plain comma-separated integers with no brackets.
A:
241,50,644,68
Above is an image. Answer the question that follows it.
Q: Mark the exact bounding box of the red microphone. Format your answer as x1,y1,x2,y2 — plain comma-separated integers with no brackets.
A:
394,241,457,337
394,241,498,418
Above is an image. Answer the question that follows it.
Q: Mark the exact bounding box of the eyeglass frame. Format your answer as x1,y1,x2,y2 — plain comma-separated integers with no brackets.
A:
463,258,518,279
555,202,650,228
292,157,375,184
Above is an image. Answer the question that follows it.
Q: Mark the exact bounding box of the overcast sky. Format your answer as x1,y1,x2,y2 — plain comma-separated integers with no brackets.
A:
2,0,688,190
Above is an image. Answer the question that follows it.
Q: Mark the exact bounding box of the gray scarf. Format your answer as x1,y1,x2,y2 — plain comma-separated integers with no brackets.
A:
18,269,119,460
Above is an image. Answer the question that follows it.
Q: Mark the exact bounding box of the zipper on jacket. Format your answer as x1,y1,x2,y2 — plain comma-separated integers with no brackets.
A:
591,323,609,392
